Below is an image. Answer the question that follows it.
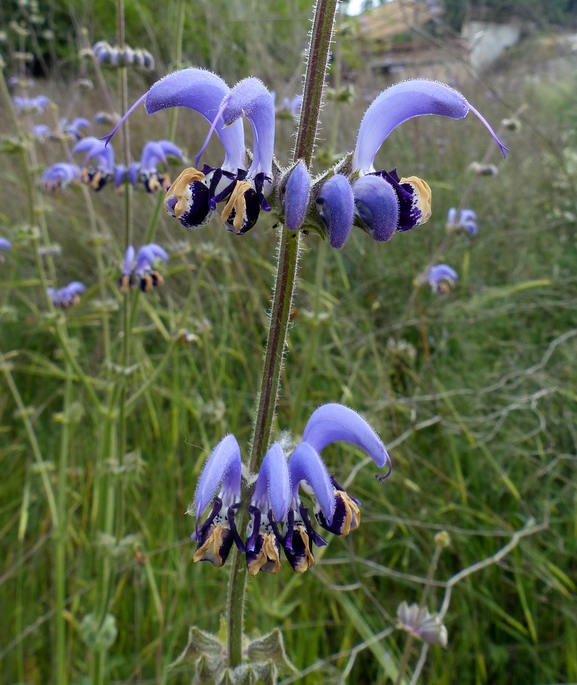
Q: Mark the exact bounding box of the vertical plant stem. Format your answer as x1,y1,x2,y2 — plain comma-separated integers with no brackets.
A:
56,361,73,685
225,0,339,668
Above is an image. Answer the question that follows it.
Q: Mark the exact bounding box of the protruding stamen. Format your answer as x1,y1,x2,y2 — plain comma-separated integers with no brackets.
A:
220,180,253,233
167,167,205,218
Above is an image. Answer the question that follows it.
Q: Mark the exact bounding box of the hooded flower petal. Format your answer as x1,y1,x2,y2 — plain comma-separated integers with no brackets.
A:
193,434,242,520
122,246,135,276
427,264,458,294
446,207,478,236
252,442,290,522
316,174,355,249
284,161,311,231
220,77,275,180
353,79,507,174
73,137,115,173
352,174,399,241
142,69,246,173
288,442,335,524
41,163,80,192
0,238,12,251
302,403,390,470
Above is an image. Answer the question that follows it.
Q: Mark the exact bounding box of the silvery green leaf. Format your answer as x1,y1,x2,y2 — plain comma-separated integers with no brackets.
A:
248,629,297,676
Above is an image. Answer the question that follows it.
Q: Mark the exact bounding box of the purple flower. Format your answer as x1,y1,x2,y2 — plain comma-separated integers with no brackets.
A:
276,95,303,119
189,403,391,575
105,69,275,234
12,95,50,114
189,434,244,568
137,140,184,192
32,124,52,141
73,137,115,191
446,207,478,237
351,80,505,235
425,264,458,294
118,243,169,292
48,281,86,308
41,163,80,193
0,238,12,262
62,117,92,140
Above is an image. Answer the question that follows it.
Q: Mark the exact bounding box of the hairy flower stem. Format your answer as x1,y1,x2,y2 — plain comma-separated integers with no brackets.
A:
225,0,339,668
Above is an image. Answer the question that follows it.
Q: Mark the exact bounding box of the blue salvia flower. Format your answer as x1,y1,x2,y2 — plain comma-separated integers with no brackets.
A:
73,137,115,191
425,264,458,294
318,80,507,248
119,243,169,292
62,117,92,140
105,68,274,234
276,95,303,120
135,140,184,192
0,238,12,262
41,163,80,193
8,77,36,89
190,434,244,568
446,207,478,237
12,94,51,114
32,124,52,141
190,403,391,575
47,281,86,308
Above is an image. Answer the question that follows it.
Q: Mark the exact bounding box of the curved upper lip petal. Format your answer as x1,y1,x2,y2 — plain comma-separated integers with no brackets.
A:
302,403,390,470
134,243,169,272
252,442,290,522
429,264,458,283
221,77,275,179
192,434,242,519
73,136,115,172
144,68,246,173
41,163,79,186
288,442,335,524
122,245,135,275
353,79,507,174
140,140,184,171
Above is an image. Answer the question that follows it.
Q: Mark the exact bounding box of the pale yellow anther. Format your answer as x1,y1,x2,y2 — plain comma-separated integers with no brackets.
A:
167,167,205,218
220,180,253,234
193,524,227,568
337,491,361,537
400,175,432,226
293,526,315,574
247,533,281,576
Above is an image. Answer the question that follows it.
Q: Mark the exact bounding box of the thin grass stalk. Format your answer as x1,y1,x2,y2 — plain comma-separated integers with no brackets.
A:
225,0,339,668
56,360,73,685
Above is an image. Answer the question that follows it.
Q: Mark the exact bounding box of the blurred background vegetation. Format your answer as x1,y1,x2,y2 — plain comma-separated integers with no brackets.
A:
1,1,577,684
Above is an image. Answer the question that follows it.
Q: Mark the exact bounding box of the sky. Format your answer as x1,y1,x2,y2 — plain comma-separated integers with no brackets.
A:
346,0,364,15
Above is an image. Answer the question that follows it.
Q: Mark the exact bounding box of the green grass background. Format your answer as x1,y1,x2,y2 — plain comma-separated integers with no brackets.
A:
1,10,577,685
